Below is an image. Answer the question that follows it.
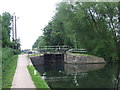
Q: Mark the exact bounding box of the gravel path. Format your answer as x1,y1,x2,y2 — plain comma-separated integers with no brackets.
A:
11,54,36,88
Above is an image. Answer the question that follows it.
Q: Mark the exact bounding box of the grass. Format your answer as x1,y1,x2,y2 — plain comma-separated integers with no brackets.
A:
29,52,94,57
68,53,97,57
27,65,50,89
2,54,18,88
29,53,42,57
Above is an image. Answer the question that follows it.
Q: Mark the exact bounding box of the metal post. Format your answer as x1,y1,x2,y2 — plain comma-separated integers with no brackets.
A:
12,16,15,49
12,16,14,41
15,16,17,40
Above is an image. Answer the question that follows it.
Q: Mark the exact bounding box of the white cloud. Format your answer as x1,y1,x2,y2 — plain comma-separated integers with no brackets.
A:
0,0,62,50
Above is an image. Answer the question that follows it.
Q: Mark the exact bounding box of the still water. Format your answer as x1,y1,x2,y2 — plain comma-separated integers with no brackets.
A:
34,62,120,88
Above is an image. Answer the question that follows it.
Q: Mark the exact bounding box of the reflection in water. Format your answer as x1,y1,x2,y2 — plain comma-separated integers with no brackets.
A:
33,57,120,89
64,64,105,75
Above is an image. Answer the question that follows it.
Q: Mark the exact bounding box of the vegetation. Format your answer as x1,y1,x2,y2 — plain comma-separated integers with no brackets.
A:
69,53,96,57
33,36,45,49
0,48,2,89
29,53,42,57
2,12,20,50
27,65,50,89
33,2,120,61
1,12,21,88
0,14,2,88
2,48,18,88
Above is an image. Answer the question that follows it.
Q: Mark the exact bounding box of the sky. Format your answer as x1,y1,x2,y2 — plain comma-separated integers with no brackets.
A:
0,0,62,50
1,0,117,50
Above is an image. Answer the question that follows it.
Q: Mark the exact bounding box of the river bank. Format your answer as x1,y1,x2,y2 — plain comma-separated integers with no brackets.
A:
27,55,50,89
30,53,106,65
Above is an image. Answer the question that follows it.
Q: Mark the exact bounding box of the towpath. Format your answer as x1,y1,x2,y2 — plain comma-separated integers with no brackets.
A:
11,54,36,88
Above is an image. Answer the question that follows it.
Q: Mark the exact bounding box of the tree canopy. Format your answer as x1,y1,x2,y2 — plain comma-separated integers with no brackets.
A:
33,2,120,61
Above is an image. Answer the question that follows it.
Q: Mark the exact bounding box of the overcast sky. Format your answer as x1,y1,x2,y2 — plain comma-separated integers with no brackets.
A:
0,0,62,50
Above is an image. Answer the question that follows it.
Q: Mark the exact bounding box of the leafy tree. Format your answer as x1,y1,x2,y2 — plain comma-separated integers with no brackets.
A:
32,36,45,49
0,15,2,46
33,2,120,61
2,12,12,47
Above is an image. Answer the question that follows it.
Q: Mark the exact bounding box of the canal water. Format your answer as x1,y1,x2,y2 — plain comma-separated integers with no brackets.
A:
34,62,120,89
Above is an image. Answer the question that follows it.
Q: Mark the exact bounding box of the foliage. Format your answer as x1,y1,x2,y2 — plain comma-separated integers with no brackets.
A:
2,12,12,47
33,2,120,61
2,48,18,88
1,11,21,88
27,65,50,89
1,12,21,50
0,47,1,89
0,15,2,43
0,15,2,89
32,36,45,49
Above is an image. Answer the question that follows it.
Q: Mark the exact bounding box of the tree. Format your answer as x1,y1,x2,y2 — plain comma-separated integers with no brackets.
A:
33,2,120,61
0,15,2,45
32,36,45,49
2,12,12,47
1,12,21,52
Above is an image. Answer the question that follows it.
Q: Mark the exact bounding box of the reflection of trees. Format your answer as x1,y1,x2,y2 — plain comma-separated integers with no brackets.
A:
75,64,118,88
35,62,119,88
64,64,105,75
114,63,120,89
46,64,119,88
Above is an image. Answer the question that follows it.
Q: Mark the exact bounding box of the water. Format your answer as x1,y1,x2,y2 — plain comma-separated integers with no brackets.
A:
34,62,120,89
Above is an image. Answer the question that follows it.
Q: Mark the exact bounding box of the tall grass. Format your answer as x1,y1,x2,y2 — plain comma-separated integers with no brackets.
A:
2,48,18,88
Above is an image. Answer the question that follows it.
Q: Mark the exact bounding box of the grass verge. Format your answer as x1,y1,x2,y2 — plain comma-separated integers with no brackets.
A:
2,55,18,88
29,53,42,57
68,53,97,57
27,65,50,89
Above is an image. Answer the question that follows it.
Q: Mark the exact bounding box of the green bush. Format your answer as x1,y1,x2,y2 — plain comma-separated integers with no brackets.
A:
13,49,21,55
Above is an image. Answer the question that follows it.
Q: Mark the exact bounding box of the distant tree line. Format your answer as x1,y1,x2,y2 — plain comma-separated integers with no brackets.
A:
33,2,120,61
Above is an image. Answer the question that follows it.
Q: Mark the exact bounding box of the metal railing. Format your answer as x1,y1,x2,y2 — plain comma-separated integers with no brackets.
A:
38,46,87,54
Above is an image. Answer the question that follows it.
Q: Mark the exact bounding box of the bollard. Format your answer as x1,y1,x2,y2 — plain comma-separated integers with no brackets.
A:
34,70,37,75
